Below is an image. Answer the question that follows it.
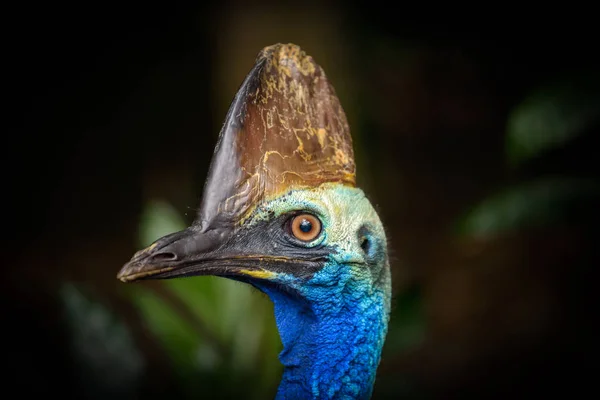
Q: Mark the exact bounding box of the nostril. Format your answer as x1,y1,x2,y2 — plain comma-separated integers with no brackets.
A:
150,252,177,262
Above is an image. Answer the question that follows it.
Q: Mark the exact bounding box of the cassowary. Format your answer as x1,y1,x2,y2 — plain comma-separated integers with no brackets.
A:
118,43,391,400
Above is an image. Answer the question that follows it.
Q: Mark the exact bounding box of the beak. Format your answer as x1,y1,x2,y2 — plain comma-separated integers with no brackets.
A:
117,227,278,283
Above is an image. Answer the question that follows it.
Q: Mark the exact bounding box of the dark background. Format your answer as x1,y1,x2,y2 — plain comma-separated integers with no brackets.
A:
6,2,599,399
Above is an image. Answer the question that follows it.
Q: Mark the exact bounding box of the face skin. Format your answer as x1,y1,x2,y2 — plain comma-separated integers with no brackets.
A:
241,183,390,303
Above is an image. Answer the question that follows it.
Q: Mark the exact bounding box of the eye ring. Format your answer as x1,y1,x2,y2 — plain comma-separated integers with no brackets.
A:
290,214,322,242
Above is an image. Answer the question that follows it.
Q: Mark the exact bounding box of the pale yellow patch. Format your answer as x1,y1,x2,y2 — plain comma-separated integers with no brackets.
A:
316,128,327,148
239,269,277,280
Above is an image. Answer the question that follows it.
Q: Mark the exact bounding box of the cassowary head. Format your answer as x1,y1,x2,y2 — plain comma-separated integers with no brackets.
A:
118,44,390,400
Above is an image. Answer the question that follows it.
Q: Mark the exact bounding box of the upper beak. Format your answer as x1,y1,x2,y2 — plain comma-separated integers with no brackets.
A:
117,228,212,282
116,227,278,283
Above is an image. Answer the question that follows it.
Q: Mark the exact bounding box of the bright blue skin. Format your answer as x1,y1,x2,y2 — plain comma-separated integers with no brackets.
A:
244,184,391,399
255,268,388,399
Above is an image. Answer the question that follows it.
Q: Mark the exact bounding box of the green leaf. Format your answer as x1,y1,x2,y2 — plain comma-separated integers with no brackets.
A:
457,177,599,237
138,199,187,247
506,75,600,166
129,199,283,397
127,286,203,377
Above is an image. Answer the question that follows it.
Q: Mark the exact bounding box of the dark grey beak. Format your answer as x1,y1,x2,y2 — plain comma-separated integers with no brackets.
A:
116,227,227,283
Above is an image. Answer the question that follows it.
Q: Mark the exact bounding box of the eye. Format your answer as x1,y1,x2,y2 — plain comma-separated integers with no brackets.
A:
290,214,322,242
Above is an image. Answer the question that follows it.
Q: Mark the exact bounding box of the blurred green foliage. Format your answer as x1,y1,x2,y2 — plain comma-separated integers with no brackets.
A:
459,75,600,237
59,200,283,398
506,75,600,167
127,200,282,398
458,177,599,237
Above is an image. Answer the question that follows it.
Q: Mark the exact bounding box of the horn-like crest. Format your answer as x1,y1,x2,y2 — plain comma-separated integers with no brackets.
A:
198,43,355,228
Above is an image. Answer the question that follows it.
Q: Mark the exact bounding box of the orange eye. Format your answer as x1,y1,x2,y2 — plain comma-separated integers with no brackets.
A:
290,214,322,242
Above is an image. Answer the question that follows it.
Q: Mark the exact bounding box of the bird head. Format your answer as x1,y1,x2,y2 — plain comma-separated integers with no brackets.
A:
117,43,390,329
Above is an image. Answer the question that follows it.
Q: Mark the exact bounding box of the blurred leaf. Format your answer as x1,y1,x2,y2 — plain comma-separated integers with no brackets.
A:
384,285,425,355
163,277,220,337
138,199,187,246
137,201,224,335
457,178,599,237
506,75,600,166
129,199,282,398
127,286,204,377
60,283,144,399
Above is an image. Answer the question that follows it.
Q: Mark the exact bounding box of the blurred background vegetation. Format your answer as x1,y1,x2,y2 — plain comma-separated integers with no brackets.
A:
6,1,599,399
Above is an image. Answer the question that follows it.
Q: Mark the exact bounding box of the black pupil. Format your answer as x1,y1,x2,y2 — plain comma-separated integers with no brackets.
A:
299,219,312,233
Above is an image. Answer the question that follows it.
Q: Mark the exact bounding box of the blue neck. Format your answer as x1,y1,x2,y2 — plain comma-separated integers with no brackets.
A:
255,268,389,400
